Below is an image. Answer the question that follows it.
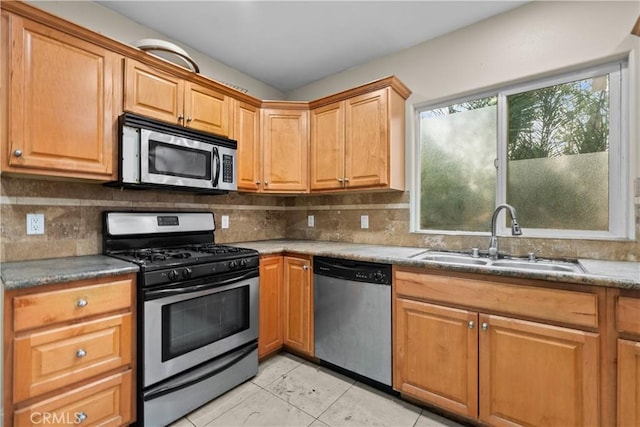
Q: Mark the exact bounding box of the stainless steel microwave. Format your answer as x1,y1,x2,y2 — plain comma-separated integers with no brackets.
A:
113,113,237,193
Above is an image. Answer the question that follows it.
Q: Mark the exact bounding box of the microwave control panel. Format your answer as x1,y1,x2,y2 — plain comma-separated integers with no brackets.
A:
222,155,234,183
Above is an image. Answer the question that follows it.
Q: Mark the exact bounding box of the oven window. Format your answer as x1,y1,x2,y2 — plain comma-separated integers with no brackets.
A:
149,140,212,180
161,286,249,361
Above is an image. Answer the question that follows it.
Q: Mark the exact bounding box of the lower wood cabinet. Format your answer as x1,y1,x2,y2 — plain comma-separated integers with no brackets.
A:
4,274,136,427
393,267,600,427
258,254,314,359
283,255,314,356
616,294,640,426
258,255,284,358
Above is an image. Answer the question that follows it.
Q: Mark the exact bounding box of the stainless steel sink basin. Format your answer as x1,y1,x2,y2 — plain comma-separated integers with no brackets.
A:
411,251,584,274
490,259,584,273
415,252,489,266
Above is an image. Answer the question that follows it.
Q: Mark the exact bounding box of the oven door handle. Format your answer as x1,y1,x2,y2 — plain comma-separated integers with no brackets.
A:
143,341,257,401
144,269,258,299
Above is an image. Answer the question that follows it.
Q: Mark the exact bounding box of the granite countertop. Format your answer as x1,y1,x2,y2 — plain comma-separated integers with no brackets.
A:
1,255,139,291
231,239,640,290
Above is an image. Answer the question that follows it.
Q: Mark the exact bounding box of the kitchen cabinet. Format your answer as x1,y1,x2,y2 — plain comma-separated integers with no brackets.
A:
258,255,284,358
1,10,121,181
310,77,411,192
124,58,231,136
234,100,263,192
393,267,600,426
3,274,136,427
616,295,640,426
259,105,309,193
283,255,314,356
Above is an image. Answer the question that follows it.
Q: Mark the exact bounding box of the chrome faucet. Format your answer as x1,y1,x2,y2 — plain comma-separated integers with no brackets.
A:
488,204,522,260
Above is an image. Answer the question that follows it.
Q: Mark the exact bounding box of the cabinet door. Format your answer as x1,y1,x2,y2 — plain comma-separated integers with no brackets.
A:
618,339,640,427
283,256,313,356
479,314,599,427
262,109,309,193
310,101,345,191
234,101,262,191
6,16,120,180
124,58,184,126
258,256,284,358
345,88,388,188
184,82,230,136
394,298,478,418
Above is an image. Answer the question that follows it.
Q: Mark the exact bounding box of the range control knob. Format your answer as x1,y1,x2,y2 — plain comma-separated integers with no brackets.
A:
229,260,239,270
182,267,193,279
168,269,180,281
240,259,248,268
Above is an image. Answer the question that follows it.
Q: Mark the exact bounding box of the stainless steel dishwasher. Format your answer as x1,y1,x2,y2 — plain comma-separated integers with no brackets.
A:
313,256,392,386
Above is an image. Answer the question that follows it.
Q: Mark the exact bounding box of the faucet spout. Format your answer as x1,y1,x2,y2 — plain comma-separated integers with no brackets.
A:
489,204,522,260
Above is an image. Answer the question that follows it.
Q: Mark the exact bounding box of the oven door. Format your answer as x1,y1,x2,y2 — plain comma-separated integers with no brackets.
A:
143,270,258,387
140,129,216,190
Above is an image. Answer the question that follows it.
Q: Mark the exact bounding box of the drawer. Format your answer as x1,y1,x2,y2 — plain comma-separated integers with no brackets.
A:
13,277,133,332
13,370,132,427
14,313,132,403
394,268,598,329
617,296,640,335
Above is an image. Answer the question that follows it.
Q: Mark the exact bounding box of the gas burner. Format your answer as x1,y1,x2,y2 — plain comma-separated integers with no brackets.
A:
189,244,243,255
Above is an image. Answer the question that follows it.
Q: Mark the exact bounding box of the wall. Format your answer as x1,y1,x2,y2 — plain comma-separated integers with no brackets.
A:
26,0,284,100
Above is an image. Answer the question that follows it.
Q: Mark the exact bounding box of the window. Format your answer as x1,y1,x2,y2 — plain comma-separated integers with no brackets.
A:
413,60,631,239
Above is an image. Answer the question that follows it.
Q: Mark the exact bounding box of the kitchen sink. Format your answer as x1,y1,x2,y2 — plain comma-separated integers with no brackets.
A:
411,251,584,274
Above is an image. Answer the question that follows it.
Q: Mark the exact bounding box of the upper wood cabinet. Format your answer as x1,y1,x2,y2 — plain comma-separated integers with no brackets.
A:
233,100,263,192
124,58,231,137
1,11,121,181
310,77,411,192
260,105,309,193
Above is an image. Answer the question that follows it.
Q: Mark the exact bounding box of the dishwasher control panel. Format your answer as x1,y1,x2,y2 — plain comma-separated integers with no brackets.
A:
314,256,391,285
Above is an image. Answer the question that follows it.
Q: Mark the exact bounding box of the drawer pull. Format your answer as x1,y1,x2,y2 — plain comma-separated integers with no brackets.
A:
76,349,87,358
76,299,88,308
76,412,88,423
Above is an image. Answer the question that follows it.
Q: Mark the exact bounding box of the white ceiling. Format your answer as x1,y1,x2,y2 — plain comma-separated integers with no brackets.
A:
97,1,529,93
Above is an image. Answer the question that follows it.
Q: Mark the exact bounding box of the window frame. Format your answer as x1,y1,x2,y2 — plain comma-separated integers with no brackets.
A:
411,59,632,240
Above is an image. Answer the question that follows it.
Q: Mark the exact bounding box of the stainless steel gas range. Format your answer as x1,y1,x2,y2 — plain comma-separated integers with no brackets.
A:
103,211,259,427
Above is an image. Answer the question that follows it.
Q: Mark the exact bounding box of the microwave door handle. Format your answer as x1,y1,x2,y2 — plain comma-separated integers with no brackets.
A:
212,146,221,187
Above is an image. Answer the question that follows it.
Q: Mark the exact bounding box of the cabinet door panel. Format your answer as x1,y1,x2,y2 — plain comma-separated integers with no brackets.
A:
14,314,132,402
345,89,388,188
259,256,284,358
124,58,183,125
235,101,262,191
185,82,230,136
283,256,313,355
394,298,478,418
8,16,118,179
479,314,599,427
618,339,640,427
310,102,345,191
262,109,309,192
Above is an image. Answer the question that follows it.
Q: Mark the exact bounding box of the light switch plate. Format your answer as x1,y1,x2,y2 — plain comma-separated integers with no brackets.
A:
27,213,45,235
308,215,315,227
221,215,230,229
360,215,369,229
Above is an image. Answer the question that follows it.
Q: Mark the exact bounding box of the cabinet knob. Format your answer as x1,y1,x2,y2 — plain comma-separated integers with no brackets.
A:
76,412,88,423
256,180,261,185
264,181,269,186
481,322,488,331
337,178,344,183
303,265,309,271
344,177,350,183
186,116,193,123
178,114,184,122
468,320,475,329
76,349,87,358
76,299,88,308
13,149,22,157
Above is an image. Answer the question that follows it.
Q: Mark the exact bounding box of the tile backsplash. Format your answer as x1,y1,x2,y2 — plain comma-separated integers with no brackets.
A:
1,176,638,262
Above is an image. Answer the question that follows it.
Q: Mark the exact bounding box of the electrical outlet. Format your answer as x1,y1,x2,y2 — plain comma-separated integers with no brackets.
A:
360,215,369,229
26,213,45,235
221,215,230,229
307,215,315,228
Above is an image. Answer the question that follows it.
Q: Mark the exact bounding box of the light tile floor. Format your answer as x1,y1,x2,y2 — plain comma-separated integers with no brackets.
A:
169,353,467,427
